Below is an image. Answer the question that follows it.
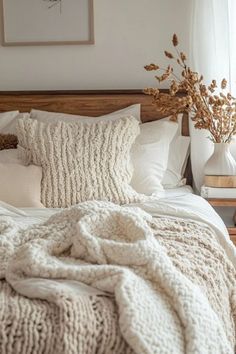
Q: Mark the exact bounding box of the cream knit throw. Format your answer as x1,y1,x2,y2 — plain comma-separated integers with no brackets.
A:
17,117,142,207
0,281,133,354
0,201,236,354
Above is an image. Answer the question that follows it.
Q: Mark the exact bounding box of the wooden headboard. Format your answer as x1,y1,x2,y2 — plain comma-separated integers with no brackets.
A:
0,89,189,136
0,89,192,183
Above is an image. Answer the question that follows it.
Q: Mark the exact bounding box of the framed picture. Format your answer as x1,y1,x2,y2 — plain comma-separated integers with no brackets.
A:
1,0,94,46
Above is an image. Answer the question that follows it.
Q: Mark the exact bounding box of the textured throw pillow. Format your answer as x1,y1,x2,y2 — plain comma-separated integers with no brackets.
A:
0,163,44,208
17,116,142,208
0,134,18,150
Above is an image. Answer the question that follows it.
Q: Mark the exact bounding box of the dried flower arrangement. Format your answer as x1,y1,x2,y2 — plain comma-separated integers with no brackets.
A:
144,34,236,143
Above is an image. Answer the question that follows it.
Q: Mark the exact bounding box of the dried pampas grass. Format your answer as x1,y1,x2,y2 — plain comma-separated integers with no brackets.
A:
144,34,236,143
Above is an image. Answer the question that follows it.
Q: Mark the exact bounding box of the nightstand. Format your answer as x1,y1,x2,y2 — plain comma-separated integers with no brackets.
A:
206,198,236,245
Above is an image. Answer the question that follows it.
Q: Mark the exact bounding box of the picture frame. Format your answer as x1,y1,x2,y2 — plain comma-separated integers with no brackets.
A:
1,0,94,46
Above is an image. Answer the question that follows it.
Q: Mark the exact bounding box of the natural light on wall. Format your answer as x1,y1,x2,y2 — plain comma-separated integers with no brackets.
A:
191,0,234,91
189,0,236,191
228,0,236,95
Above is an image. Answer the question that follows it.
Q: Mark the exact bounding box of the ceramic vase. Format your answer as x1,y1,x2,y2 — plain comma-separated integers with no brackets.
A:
204,142,236,175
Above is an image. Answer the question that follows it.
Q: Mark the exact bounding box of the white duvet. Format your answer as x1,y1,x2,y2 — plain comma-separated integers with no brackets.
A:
1,188,235,266
1,190,236,353
0,189,235,301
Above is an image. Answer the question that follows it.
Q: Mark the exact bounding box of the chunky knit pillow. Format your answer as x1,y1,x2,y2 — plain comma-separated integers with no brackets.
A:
17,116,142,208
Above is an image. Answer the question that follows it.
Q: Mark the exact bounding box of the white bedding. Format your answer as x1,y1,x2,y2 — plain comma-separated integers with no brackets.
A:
163,185,193,197
0,189,235,269
1,191,236,353
2,199,236,353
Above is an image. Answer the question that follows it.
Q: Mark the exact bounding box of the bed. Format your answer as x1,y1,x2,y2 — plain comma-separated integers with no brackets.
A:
0,90,235,354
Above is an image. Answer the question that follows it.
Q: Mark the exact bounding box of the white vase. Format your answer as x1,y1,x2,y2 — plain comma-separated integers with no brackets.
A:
204,142,236,175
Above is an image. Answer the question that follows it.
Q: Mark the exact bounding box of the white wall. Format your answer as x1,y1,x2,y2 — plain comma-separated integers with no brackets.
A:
0,0,193,90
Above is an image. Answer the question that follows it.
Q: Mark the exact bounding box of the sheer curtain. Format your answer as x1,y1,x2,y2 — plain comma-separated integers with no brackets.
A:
190,0,236,191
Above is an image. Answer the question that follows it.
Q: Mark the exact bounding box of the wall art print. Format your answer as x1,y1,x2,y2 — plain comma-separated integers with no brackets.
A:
1,0,94,46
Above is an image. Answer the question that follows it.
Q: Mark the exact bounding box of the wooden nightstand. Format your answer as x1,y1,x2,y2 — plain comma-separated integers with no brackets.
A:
206,198,236,245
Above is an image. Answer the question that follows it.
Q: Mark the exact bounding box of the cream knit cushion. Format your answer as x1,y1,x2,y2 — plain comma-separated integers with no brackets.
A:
17,116,142,208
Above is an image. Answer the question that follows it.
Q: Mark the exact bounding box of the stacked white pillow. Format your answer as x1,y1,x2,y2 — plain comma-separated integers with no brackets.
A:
0,111,44,208
131,120,178,195
0,106,142,208
0,106,190,207
162,115,190,188
163,135,190,188
0,110,20,134
30,109,190,196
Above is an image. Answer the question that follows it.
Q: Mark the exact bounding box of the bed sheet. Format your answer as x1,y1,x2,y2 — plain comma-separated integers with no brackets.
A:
163,185,193,198
0,186,193,228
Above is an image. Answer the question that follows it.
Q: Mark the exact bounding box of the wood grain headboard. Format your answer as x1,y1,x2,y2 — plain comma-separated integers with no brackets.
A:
0,89,189,136
0,89,192,184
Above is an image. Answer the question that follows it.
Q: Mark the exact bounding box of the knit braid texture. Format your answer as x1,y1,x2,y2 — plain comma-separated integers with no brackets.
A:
17,116,142,208
0,201,235,353
0,281,133,354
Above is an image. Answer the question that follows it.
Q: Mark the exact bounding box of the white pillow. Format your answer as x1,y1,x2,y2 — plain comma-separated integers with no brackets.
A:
30,104,141,123
162,114,183,135
161,114,190,188
131,121,178,195
0,111,20,134
162,136,190,188
0,149,22,164
0,163,44,208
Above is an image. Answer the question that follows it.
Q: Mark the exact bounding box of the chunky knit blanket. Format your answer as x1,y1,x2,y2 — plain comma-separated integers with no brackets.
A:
0,201,235,354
